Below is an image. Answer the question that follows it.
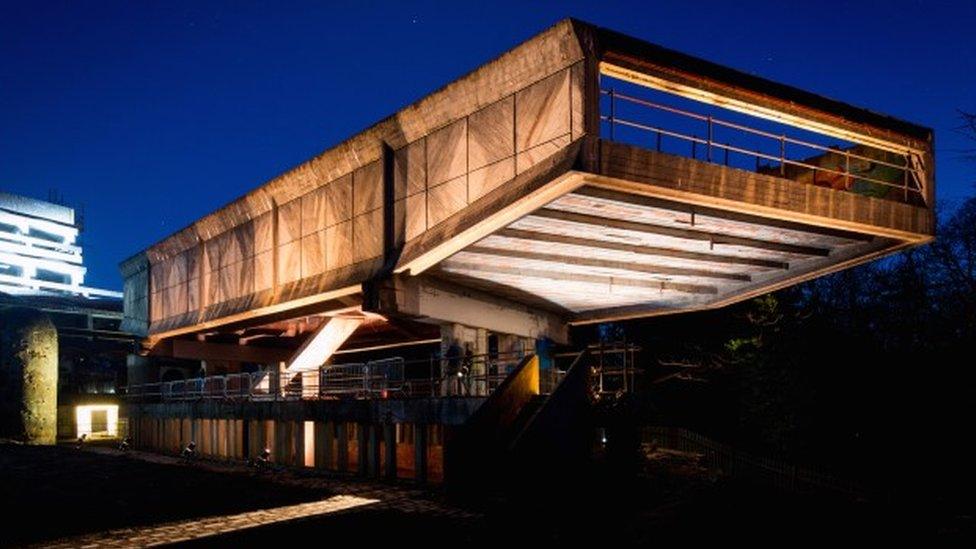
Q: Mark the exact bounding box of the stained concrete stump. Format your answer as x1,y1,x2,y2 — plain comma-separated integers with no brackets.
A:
0,308,58,444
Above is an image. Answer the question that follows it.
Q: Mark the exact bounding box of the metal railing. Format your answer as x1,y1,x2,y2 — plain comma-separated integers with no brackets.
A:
602,87,926,205
123,350,531,402
644,426,874,500
553,342,641,396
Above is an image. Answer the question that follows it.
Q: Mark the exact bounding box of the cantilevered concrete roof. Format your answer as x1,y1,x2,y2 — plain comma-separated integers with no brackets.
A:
121,18,934,350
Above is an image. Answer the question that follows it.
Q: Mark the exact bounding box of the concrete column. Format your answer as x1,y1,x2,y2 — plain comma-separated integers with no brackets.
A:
246,419,259,458
440,323,489,396
0,308,58,444
294,421,305,467
414,423,428,484
336,423,349,471
357,423,369,476
366,424,380,477
314,421,330,469
274,420,288,464
242,419,252,458
192,418,201,449
384,423,397,479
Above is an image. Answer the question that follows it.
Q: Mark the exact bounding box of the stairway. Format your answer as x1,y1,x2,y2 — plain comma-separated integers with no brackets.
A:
504,394,547,450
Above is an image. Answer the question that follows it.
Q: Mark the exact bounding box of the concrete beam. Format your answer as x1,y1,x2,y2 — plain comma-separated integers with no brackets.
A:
367,275,569,344
530,208,831,257
285,316,364,373
462,245,751,282
158,339,293,364
495,227,788,270
440,261,719,295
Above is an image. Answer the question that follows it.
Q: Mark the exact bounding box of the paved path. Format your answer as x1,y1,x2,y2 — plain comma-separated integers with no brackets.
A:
38,448,481,548
42,495,378,548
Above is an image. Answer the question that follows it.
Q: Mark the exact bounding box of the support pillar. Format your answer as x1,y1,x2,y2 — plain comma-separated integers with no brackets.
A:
314,421,330,469
357,422,369,475
414,423,428,484
337,422,349,471
0,308,58,444
384,423,397,479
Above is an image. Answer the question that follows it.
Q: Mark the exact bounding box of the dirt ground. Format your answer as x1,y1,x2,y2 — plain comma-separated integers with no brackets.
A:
0,442,330,546
1,441,971,546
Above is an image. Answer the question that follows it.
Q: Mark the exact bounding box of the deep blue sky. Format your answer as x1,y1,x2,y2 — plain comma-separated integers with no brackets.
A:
2,1,974,290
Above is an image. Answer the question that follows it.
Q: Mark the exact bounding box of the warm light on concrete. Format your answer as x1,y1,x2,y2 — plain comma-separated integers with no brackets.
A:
286,316,363,373
304,421,315,467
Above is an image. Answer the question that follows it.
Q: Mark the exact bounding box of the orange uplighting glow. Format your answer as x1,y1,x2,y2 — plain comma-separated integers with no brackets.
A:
304,421,315,467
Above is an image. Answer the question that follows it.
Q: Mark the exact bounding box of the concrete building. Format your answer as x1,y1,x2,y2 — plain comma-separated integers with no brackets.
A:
0,192,132,441
0,192,121,298
120,19,935,487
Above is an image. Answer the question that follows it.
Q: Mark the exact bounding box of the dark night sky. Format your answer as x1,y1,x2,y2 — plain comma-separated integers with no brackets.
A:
2,1,974,290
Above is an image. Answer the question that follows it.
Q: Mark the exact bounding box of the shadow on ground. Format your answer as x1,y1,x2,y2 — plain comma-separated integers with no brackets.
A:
2,441,971,546
0,442,330,546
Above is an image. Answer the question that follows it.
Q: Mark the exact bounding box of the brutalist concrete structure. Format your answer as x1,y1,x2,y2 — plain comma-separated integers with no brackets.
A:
119,19,936,487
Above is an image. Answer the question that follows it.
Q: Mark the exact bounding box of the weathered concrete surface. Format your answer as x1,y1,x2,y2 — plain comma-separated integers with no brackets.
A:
0,308,58,444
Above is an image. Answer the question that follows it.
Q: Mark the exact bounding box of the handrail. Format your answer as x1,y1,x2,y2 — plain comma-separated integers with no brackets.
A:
601,87,925,204
645,426,873,500
121,349,530,402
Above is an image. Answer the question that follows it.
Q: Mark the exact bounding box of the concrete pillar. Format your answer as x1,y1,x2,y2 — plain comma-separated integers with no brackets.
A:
0,308,58,444
366,424,380,477
294,421,304,467
414,423,428,484
384,423,397,480
315,421,334,470
274,420,288,464
336,422,349,471
357,422,369,476
440,323,489,395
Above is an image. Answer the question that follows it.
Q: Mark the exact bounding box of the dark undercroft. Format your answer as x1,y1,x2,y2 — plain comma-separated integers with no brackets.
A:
0,442,330,546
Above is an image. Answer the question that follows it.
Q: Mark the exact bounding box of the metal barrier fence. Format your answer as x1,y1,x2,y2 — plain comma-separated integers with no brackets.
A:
123,350,531,402
644,425,873,501
602,84,926,205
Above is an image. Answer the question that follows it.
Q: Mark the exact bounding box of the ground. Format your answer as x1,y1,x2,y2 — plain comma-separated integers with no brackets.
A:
0,440,969,546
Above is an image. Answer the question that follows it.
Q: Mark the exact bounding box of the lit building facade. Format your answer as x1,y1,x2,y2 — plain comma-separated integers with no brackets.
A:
0,192,132,440
118,19,936,487
0,192,122,298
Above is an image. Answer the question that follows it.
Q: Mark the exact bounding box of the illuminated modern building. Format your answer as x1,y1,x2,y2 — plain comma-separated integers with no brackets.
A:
119,19,935,487
0,192,132,440
0,192,121,298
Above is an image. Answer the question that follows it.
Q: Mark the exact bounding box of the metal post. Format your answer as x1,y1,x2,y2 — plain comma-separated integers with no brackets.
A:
780,135,786,176
598,343,605,394
845,152,851,190
903,155,909,202
706,116,713,162
608,88,616,141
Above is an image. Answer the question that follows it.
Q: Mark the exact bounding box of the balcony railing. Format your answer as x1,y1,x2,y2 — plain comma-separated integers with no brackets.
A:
123,350,533,402
601,87,926,206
